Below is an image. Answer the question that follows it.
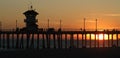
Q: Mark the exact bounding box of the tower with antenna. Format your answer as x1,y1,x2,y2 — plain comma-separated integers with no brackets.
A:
22,5,39,32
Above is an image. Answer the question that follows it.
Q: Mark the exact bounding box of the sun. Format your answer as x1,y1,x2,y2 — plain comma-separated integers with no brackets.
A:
98,34,103,40
91,34,109,40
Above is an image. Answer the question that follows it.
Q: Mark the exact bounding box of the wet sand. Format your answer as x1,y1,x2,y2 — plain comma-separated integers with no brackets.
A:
0,48,120,58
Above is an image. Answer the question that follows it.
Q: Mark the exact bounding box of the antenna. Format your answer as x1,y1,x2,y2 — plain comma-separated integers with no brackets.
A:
96,19,98,31
16,20,18,29
60,19,62,29
30,5,33,10
28,1,33,10
84,18,86,31
48,19,49,29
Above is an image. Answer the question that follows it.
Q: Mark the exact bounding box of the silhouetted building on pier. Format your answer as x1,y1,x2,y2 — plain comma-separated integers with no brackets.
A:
21,6,39,32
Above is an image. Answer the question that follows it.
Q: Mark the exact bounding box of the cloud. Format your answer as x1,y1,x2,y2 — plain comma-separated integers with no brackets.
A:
103,14,120,17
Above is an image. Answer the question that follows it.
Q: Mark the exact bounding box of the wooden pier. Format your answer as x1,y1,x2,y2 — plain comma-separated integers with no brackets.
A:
0,29,120,49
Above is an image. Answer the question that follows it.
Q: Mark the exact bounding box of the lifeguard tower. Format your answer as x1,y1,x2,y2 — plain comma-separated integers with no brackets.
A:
22,6,38,32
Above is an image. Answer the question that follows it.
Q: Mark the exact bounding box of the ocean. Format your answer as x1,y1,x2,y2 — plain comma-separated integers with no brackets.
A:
0,39,119,49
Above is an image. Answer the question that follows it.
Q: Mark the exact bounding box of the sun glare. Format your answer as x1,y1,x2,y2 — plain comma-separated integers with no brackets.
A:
98,34,104,40
91,34,109,40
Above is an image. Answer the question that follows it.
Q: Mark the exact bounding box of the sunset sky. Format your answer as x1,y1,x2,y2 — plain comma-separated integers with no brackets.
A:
1,0,120,30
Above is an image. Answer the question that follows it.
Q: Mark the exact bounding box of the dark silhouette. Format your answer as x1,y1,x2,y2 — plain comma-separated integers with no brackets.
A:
0,6,120,50
21,5,38,32
1,5,120,58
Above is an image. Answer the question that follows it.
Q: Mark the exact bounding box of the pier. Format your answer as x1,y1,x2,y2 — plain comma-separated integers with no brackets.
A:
0,29,120,49
0,6,120,49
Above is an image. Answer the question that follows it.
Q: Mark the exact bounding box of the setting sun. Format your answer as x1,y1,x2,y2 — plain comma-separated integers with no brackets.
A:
91,34,110,40
98,34,104,40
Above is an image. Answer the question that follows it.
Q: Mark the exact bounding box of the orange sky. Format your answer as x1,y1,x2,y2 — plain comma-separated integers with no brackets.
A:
1,0,120,30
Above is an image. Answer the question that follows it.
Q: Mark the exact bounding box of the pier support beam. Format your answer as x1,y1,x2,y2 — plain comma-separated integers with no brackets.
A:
90,34,91,48
26,33,30,48
95,34,96,48
82,34,84,48
108,34,110,47
16,33,19,48
20,34,24,49
12,34,14,48
46,33,50,48
53,34,56,48
116,34,118,47
111,34,113,47
65,34,67,48
85,34,87,47
30,34,34,48
37,33,40,49
70,34,74,48
97,34,99,48
6,34,10,49
2,34,5,48
60,34,62,48
0,33,1,48
103,34,105,48
57,34,61,48
77,34,79,48
42,34,45,48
